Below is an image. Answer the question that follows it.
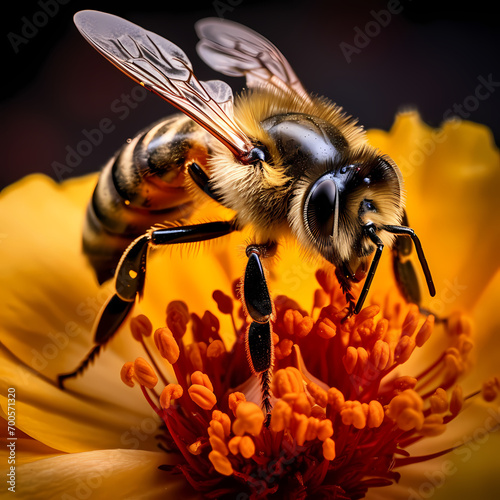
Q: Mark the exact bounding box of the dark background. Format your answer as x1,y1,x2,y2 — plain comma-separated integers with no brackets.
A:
1,0,499,189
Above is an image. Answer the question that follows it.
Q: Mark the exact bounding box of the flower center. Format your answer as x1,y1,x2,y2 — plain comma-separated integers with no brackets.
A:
119,269,496,499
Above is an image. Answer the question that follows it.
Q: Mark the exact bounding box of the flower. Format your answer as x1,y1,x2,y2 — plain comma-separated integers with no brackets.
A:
1,111,499,499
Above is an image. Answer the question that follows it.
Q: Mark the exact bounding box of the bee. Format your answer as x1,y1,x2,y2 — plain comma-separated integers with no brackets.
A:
59,11,435,412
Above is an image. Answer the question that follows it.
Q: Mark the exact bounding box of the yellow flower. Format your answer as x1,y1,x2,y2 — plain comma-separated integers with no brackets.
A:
1,111,499,499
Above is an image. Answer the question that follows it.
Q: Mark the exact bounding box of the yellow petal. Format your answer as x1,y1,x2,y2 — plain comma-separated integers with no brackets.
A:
368,112,500,315
1,448,193,500
0,343,159,453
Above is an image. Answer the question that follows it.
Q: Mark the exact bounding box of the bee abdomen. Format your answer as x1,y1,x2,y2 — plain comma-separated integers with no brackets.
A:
83,114,211,283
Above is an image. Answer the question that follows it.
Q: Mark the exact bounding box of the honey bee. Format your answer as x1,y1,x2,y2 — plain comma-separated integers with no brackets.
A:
59,11,435,412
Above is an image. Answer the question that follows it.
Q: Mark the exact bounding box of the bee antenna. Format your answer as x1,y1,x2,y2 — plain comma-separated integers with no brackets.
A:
383,225,436,297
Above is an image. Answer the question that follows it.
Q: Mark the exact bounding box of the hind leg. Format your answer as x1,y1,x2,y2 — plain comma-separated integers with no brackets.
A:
241,242,277,417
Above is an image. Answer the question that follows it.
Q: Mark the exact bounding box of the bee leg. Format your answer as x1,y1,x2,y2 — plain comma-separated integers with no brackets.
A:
382,226,436,298
242,243,276,418
188,162,224,204
59,221,238,388
389,211,421,305
354,224,384,314
58,234,150,388
385,212,440,319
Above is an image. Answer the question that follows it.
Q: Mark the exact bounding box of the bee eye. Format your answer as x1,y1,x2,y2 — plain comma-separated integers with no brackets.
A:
305,177,337,240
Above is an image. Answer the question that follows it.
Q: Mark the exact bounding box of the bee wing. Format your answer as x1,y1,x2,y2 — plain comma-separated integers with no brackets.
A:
195,18,310,102
73,10,254,160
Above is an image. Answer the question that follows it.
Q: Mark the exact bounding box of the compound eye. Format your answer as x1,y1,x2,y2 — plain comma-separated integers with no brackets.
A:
305,177,337,241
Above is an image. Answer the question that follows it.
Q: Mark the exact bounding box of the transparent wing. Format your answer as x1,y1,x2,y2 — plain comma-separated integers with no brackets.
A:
195,18,310,101
74,10,254,160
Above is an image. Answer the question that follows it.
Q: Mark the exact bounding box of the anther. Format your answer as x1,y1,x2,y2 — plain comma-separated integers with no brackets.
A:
307,382,328,408
188,384,217,410
208,450,233,476
343,346,358,375
232,401,265,436
394,335,416,364
386,390,424,431
374,318,389,341
275,339,293,360
430,388,449,414
420,414,446,436
186,342,207,372
133,357,158,389
415,315,434,347
393,376,417,391
160,384,183,409
166,300,189,339
316,317,337,339
288,392,311,416
367,400,384,428
327,387,345,411
272,367,304,398
292,413,309,446
322,437,336,460
371,339,390,371
130,314,153,341
154,327,180,363
209,434,229,456
211,410,232,437
340,401,366,429
283,309,313,338
187,440,203,455
269,399,292,432
207,339,226,359
228,392,246,416
120,361,135,387
482,377,500,402
355,304,380,326
212,290,234,315
401,304,420,337
450,385,464,415
191,371,214,391
228,435,255,459
317,418,334,441
208,419,226,441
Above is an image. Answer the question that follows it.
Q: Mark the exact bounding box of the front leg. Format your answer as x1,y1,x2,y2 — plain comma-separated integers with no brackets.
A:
242,242,276,417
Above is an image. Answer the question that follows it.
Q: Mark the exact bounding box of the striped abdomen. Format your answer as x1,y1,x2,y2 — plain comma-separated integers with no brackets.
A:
83,114,212,283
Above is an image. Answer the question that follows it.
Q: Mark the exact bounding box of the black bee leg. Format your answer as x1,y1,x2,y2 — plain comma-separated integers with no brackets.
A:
388,211,421,305
58,234,150,388
188,162,224,204
242,243,276,417
354,224,384,314
382,222,436,298
58,221,237,388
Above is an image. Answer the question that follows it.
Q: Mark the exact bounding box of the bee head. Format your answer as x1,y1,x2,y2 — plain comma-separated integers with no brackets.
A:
290,152,404,281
